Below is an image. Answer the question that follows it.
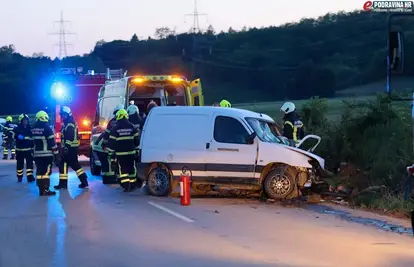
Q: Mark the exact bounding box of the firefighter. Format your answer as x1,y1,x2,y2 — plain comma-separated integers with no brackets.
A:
280,102,305,146
107,109,140,192
141,101,158,129
32,111,57,196
127,104,143,129
13,114,35,183
219,97,231,108
55,106,88,189
2,116,16,160
92,104,123,184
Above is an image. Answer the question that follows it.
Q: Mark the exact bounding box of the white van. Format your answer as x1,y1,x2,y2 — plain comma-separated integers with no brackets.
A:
138,106,326,200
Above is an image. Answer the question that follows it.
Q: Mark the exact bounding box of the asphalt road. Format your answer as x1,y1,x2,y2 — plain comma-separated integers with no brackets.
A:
0,160,414,267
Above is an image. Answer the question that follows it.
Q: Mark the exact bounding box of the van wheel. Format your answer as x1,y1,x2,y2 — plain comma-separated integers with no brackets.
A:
263,167,296,200
90,150,101,176
147,167,171,197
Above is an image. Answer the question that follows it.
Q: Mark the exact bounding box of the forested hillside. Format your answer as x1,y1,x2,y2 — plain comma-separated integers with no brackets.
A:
1,10,412,114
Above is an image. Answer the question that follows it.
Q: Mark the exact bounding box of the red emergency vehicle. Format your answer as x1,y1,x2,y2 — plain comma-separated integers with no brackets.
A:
51,68,123,157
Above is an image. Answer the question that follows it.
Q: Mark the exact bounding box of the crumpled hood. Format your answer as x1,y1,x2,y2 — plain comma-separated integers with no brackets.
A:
284,145,325,169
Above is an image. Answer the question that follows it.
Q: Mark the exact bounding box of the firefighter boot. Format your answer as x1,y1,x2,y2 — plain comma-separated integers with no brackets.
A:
78,174,89,188
54,179,68,190
122,182,131,193
37,179,44,196
27,175,35,183
43,180,56,196
10,154,15,160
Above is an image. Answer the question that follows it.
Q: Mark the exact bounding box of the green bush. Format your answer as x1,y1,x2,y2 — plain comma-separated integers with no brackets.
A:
301,94,414,194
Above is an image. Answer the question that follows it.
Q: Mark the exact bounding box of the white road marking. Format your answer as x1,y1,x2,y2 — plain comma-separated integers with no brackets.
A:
148,201,195,223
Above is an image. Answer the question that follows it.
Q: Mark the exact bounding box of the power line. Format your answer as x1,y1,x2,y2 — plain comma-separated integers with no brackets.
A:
49,11,75,59
184,0,208,34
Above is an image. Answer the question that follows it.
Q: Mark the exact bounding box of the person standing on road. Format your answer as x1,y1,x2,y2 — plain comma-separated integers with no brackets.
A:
127,104,143,130
31,111,57,196
280,102,305,146
54,106,88,189
13,114,35,183
107,109,140,192
92,104,123,184
2,116,16,160
219,97,231,108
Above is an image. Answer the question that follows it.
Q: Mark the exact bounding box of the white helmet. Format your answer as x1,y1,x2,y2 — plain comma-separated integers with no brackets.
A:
60,106,72,116
280,102,296,114
127,104,139,115
113,104,124,115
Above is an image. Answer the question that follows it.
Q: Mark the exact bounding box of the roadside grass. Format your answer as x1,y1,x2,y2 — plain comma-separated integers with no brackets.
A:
233,96,377,121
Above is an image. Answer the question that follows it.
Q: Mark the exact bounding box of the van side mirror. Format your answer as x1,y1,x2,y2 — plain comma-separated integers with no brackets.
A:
245,132,257,144
388,31,404,74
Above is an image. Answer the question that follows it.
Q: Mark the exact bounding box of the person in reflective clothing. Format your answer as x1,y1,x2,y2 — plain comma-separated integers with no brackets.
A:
31,111,57,196
92,104,123,184
55,106,88,189
107,109,140,192
219,97,231,108
127,104,143,130
12,114,35,183
2,116,16,160
280,102,305,146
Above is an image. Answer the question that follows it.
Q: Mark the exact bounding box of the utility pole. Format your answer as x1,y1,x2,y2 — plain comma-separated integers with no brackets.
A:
184,0,208,78
49,11,75,59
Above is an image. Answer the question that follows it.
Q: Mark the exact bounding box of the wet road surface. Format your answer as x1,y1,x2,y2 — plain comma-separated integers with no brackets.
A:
0,160,413,267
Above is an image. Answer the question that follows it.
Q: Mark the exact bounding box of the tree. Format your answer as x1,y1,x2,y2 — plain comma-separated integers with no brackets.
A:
131,34,139,43
228,27,236,33
206,25,216,35
241,26,248,32
32,52,44,58
154,27,175,39
95,39,106,48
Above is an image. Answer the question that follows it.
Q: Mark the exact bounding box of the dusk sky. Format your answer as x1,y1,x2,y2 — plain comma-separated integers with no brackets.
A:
0,0,363,57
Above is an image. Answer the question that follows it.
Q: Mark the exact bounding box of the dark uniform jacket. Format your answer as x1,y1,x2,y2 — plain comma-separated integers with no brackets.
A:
93,118,117,152
2,122,14,143
31,121,57,157
13,124,34,152
107,118,140,156
283,112,305,143
61,116,79,149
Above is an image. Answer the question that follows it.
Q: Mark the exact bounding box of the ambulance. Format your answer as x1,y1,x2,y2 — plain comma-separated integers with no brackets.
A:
89,74,204,174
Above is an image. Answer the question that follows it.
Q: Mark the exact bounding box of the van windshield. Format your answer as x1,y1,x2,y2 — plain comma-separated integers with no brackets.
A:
245,117,282,144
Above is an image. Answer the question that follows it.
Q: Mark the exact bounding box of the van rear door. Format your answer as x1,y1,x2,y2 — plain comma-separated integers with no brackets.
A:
189,79,204,106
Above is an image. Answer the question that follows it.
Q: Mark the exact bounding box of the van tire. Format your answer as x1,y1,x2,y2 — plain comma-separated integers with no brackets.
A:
147,167,172,197
90,149,101,176
263,167,296,200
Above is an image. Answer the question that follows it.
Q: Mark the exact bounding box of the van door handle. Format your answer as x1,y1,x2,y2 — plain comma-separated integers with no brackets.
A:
206,143,210,149
217,148,239,152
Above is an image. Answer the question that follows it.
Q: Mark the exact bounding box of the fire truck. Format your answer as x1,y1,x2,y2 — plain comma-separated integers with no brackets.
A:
51,68,124,157
89,74,204,175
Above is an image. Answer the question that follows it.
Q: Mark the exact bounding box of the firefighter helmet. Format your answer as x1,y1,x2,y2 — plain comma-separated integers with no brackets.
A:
60,106,72,116
18,114,29,123
116,109,129,121
219,99,231,108
6,116,12,122
127,104,139,115
35,111,49,122
113,104,124,115
280,102,295,114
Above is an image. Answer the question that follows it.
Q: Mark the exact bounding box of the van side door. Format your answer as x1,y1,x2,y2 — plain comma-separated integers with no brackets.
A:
205,115,257,182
